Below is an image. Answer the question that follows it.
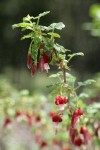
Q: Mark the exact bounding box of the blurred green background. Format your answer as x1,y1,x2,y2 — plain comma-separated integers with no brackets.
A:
0,0,100,89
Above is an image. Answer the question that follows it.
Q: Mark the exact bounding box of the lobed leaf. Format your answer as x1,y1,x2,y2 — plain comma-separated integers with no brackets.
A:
38,11,50,18
78,79,96,87
48,32,60,38
49,22,65,30
54,43,70,53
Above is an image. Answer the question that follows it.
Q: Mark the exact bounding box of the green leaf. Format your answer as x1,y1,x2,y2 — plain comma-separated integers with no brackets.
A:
77,100,86,107
68,52,84,58
38,11,50,18
48,32,60,38
78,79,96,87
92,102,100,109
49,22,65,30
39,25,48,31
54,43,70,53
68,52,84,63
79,93,89,99
21,32,34,40
43,37,53,51
12,22,35,31
46,82,61,88
89,4,100,18
49,73,61,78
23,14,35,22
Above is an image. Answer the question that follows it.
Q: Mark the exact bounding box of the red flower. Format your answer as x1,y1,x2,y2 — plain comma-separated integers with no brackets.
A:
49,111,56,118
38,53,50,73
74,138,83,147
4,118,11,127
69,127,78,143
40,141,48,148
31,64,37,76
36,116,41,122
55,95,67,105
80,126,91,144
27,53,33,69
77,108,83,116
55,95,68,110
16,110,23,117
71,108,83,128
52,114,62,123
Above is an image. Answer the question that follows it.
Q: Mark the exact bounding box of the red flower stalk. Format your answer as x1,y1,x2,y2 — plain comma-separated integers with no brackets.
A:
69,127,78,143
27,53,33,69
80,126,91,144
71,108,83,128
74,138,83,147
55,95,68,110
31,64,37,76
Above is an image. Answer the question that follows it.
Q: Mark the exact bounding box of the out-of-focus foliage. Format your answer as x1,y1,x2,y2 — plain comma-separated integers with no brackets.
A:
0,75,100,150
83,4,100,37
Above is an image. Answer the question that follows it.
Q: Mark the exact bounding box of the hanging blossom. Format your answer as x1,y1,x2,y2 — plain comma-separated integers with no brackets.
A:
15,110,24,122
27,52,33,69
55,95,68,110
4,117,12,127
69,127,83,147
80,126,91,144
26,40,52,76
71,108,83,128
52,114,62,129
31,64,37,76
38,53,50,73
27,52,50,76
74,138,83,147
69,126,91,147
69,127,78,144
40,141,48,148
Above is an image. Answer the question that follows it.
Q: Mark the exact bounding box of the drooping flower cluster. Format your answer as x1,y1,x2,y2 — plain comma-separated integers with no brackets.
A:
70,126,91,147
27,41,52,76
68,108,90,147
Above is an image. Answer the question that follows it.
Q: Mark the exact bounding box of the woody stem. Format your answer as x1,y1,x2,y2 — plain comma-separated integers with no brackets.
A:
63,67,66,83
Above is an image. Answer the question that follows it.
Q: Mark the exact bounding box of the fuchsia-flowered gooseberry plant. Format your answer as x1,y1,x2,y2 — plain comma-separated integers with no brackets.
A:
12,11,96,148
